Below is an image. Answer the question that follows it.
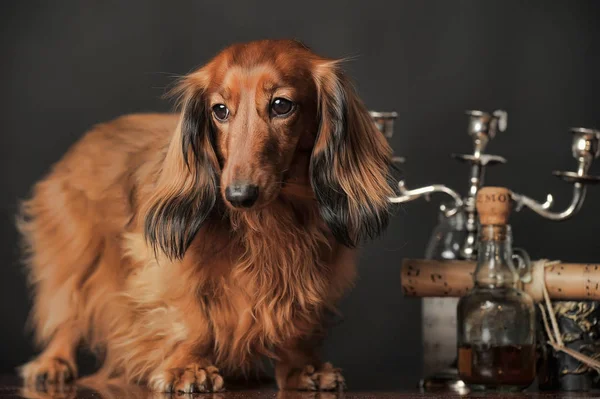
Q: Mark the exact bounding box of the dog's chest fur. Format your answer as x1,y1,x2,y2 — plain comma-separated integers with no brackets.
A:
122,199,339,370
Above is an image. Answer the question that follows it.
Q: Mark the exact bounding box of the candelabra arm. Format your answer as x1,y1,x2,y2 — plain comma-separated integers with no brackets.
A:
389,180,464,217
511,183,587,221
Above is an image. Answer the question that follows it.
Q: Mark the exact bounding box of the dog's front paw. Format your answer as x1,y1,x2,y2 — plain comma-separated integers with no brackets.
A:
149,363,224,393
20,356,76,388
291,363,346,391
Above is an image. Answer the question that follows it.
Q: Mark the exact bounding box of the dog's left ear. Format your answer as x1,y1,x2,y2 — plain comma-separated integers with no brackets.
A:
310,60,394,247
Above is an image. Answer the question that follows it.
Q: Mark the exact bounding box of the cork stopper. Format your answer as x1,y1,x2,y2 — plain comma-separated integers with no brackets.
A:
476,187,512,225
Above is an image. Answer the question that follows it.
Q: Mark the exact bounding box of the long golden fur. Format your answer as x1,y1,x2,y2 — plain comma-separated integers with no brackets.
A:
18,39,394,392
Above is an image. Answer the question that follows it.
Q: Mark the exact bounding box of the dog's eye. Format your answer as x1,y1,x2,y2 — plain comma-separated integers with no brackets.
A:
270,98,294,117
212,104,229,122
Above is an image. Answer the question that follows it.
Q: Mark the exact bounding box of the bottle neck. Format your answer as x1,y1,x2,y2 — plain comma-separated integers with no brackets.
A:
474,224,518,288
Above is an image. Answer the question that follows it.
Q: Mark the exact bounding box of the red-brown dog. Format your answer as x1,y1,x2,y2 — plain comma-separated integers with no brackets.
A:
18,39,394,393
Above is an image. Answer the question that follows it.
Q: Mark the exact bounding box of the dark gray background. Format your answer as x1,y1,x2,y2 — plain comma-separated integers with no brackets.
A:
1,0,599,391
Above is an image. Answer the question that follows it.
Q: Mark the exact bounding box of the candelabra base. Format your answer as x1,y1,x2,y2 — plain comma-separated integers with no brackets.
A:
419,367,468,394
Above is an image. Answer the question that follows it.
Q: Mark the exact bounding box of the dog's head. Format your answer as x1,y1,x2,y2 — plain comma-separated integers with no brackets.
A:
145,40,394,259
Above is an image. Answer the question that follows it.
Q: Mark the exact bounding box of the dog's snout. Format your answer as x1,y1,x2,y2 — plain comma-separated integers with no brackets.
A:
225,183,259,208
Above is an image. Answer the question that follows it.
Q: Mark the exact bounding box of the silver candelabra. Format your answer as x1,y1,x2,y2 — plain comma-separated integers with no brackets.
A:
378,110,600,259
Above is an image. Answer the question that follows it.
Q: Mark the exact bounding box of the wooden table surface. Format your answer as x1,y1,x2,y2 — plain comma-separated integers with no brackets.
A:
2,376,599,399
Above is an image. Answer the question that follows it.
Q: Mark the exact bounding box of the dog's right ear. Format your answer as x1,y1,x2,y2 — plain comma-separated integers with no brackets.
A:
142,71,220,260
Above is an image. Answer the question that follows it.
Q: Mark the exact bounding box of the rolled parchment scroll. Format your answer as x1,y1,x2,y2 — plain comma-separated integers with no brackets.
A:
401,259,600,302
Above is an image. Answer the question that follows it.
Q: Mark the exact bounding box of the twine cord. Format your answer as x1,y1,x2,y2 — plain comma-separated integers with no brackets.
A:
537,260,600,373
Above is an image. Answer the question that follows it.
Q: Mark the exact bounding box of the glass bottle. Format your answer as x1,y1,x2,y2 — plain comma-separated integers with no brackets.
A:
425,205,467,261
457,187,536,391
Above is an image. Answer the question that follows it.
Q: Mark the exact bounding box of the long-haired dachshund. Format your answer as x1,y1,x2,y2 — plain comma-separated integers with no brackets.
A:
18,39,394,392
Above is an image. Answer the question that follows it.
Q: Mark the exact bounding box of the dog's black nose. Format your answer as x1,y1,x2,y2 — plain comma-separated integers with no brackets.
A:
225,183,259,208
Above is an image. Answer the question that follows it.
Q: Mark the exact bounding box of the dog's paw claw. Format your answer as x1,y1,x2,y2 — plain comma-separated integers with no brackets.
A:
150,363,225,393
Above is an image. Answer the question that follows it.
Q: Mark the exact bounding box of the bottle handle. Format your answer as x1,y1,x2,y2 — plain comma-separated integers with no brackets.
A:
512,247,532,284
